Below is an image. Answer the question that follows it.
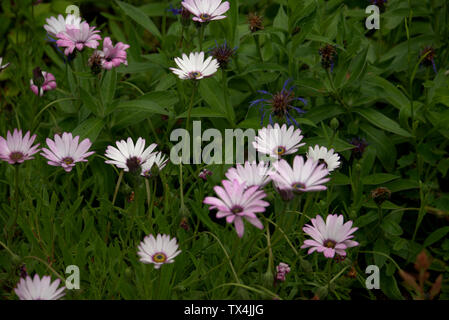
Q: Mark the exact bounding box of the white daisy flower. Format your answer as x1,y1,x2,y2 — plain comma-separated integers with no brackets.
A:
14,274,66,300
141,152,168,178
170,52,219,80
44,14,83,38
181,0,230,23
306,145,341,172
0,57,10,72
253,123,305,159
225,161,272,189
105,137,157,173
137,234,182,269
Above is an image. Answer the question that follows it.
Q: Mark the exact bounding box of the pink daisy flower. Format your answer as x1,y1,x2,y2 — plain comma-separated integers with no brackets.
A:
269,155,330,193
96,37,130,70
30,71,57,96
0,129,40,164
14,274,66,300
203,179,270,238
41,132,95,172
225,161,272,189
56,22,101,56
181,0,230,22
301,214,359,258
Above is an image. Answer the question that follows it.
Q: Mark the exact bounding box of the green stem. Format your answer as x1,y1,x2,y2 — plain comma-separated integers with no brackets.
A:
186,82,198,132
199,24,205,51
254,34,264,62
9,165,20,242
112,170,124,206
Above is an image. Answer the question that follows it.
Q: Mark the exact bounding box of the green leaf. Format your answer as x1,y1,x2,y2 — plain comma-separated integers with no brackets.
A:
177,107,226,119
72,118,104,143
354,107,412,137
362,173,400,185
360,123,397,172
115,91,177,116
199,78,233,123
273,5,288,32
115,0,162,40
101,68,117,108
423,226,449,247
373,238,389,269
79,87,99,116
381,219,403,236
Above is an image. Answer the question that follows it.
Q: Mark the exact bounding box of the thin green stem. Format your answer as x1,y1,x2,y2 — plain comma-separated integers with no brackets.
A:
9,165,20,242
186,82,198,132
254,34,264,62
112,170,124,206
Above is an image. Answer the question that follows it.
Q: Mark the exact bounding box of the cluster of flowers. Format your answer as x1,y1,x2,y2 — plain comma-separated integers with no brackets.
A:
203,123,358,258
275,262,291,282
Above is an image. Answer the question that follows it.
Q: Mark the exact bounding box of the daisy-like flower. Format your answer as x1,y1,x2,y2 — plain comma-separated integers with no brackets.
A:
137,234,181,269
141,152,168,178
250,79,307,126
14,274,66,300
96,37,130,70
203,179,270,238
30,69,57,97
41,132,95,172
253,123,305,159
225,161,271,189
301,214,359,258
44,14,83,38
105,137,157,174
170,52,219,80
56,22,101,56
181,0,230,23
269,155,330,193
306,145,341,172
0,57,10,72
0,129,40,165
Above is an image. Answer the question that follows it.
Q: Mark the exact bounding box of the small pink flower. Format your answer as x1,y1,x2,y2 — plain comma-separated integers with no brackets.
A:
41,132,95,172
97,37,130,70
181,0,230,22
275,262,291,282
301,214,359,259
30,71,57,96
14,274,66,300
56,22,101,56
203,179,269,238
0,129,40,164
199,168,213,180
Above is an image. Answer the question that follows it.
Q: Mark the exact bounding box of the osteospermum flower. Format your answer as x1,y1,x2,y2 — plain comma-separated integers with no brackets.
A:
41,132,95,172
137,234,181,269
14,274,66,300
181,0,230,22
44,14,82,38
56,22,101,56
141,152,168,178
0,57,10,72
0,129,40,164
253,123,305,159
170,52,219,80
269,155,330,193
105,137,157,174
250,79,307,126
203,179,270,238
96,37,130,70
30,69,57,97
306,145,341,172
225,161,271,189
301,214,359,258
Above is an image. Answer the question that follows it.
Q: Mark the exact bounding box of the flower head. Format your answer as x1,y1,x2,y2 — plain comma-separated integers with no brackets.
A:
319,44,337,71
253,123,305,159
349,137,369,158
56,22,101,56
199,168,213,180
14,274,66,300
44,14,83,38
301,214,359,258
105,137,157,174
225,161,271,189
96,37,130,70
30,69,57,96
275,262,291,282
170,52,219,80
209,40,237,69
0,57,10,72
306,145,341,172
371,187,391,206
248,13,264,32
41,132,95,172
250,79,306,126
203,179,270,238
269,156,330,193
137,234,181,269
141,152,168,178
181,0,230,23
0,129,40,164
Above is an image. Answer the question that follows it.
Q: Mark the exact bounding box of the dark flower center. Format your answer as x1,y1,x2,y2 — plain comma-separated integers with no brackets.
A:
276,146,286,155
324,239,336,249
9,152,24,162
126,156,142,173
152,252,167,263
231,205,244,214
188,71,202,79
291,182,306,191
270,91,295,118
200,13,211,20
62,157,74,165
